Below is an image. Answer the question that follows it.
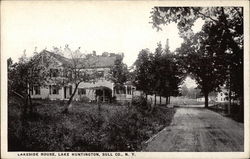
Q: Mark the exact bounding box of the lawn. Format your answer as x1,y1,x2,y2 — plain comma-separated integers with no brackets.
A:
170,96,207,106
8,97,175,151
208,102,243,123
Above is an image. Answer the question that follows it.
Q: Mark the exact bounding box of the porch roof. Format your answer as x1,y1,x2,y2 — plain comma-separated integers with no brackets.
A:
82,86,112,90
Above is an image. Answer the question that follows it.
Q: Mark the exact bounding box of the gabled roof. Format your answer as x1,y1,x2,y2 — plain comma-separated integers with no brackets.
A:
84,56,117,68
39,50,120,68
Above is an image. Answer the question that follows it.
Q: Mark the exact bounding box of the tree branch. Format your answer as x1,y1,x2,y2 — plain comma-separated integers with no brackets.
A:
196,10,219,24
233,7,243,20
11,90,25,99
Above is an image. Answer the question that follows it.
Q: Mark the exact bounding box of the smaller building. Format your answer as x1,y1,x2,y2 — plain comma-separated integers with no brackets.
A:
196,88,235,103
215,88,228,102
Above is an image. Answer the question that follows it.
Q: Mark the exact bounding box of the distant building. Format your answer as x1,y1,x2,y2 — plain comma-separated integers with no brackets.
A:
215,88,231,103
196,87,236,103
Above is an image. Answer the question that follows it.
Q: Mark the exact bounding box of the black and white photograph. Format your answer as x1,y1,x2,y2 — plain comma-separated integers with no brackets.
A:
1,1,249,158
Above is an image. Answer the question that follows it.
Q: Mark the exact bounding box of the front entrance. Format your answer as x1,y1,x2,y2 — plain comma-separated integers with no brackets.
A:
95,87,112,102
64,86,72,99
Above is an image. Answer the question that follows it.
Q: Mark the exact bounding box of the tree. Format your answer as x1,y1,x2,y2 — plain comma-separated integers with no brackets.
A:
109,56,129,95
151,7,243,109
133,49,154,103
8,51,50,115
60,46,99,113
134,44,183,109
151,42,164,106
175,30,227,108
156,44,184,105
181,84,189,97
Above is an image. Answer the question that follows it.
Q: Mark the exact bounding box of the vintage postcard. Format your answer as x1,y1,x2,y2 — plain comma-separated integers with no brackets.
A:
1,0,249,159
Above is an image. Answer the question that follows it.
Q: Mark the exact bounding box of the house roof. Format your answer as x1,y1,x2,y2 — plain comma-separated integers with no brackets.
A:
40,50,120,68
84,56,117,68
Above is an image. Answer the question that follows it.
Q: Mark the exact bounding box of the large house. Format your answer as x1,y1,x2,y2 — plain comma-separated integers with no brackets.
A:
30,50,135,103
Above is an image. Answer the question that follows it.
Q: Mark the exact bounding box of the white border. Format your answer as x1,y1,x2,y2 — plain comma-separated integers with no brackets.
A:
1,1,249,159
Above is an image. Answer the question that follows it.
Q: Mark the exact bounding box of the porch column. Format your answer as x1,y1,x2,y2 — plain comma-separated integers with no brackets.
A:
103,89,105,102
61,87,64,100
125,85,127,95
112,84,114,97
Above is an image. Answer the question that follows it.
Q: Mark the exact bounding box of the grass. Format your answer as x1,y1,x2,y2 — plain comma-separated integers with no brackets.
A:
169,97,208,106
208,102,243,123
8,97,175,151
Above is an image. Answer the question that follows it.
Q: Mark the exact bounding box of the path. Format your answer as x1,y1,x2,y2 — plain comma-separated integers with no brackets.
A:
144,107,244,152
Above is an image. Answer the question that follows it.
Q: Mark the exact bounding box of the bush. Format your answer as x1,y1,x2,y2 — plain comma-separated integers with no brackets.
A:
78,96,91,102
132,96,148,112
8,98,176,151
103,111,144,151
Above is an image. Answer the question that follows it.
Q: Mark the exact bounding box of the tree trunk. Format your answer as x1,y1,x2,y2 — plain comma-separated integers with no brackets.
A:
228,88,231,115
166,96,168,106
146,94,150,112
62,83,79,113
239,96,244,122
160,96,161,105
97,96,101,112
28,93,33,114
168,96,171,104
204,92,209,108
154,94,156,106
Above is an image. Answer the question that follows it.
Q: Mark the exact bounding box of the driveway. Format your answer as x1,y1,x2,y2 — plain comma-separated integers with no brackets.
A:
144,107,244,152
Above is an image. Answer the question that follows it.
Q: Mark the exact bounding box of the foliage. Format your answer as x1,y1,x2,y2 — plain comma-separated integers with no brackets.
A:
133,43,184,104
7,52,50,114
133,49,154,96
132,96,148,112
175,29,227,107
109,56,129,90
8,98,176,151
209,102,243,122
150,7,243,108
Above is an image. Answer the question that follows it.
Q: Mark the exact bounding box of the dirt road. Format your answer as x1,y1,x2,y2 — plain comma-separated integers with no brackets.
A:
144,107,244,152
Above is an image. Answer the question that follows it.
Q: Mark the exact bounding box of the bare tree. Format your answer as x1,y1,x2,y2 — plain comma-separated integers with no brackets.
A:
61,46,99,113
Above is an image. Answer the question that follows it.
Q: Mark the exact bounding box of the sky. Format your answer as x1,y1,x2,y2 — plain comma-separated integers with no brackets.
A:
2,1,203,88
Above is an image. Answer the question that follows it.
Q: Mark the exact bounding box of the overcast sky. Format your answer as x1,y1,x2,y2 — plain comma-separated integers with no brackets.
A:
2,1,203,88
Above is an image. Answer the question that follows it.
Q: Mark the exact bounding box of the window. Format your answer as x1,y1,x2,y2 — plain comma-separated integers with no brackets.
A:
29,87,33,95
97,71,104,78
115,86,126,94
34,86,40,95
78,88,86,95
220,93,223,96
50,69,59,77
69,86,72,95
127,86,132,95
50,85,60,95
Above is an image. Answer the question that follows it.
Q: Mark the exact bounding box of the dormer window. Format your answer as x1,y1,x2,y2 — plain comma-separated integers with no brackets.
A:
49,85,59,95
97,71,104,78
50,69,59,77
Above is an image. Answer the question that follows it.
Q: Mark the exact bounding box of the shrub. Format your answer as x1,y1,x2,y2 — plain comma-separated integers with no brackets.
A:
78,96,91,102
132,96,148,112
103,111,145,151
8,97,176,151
